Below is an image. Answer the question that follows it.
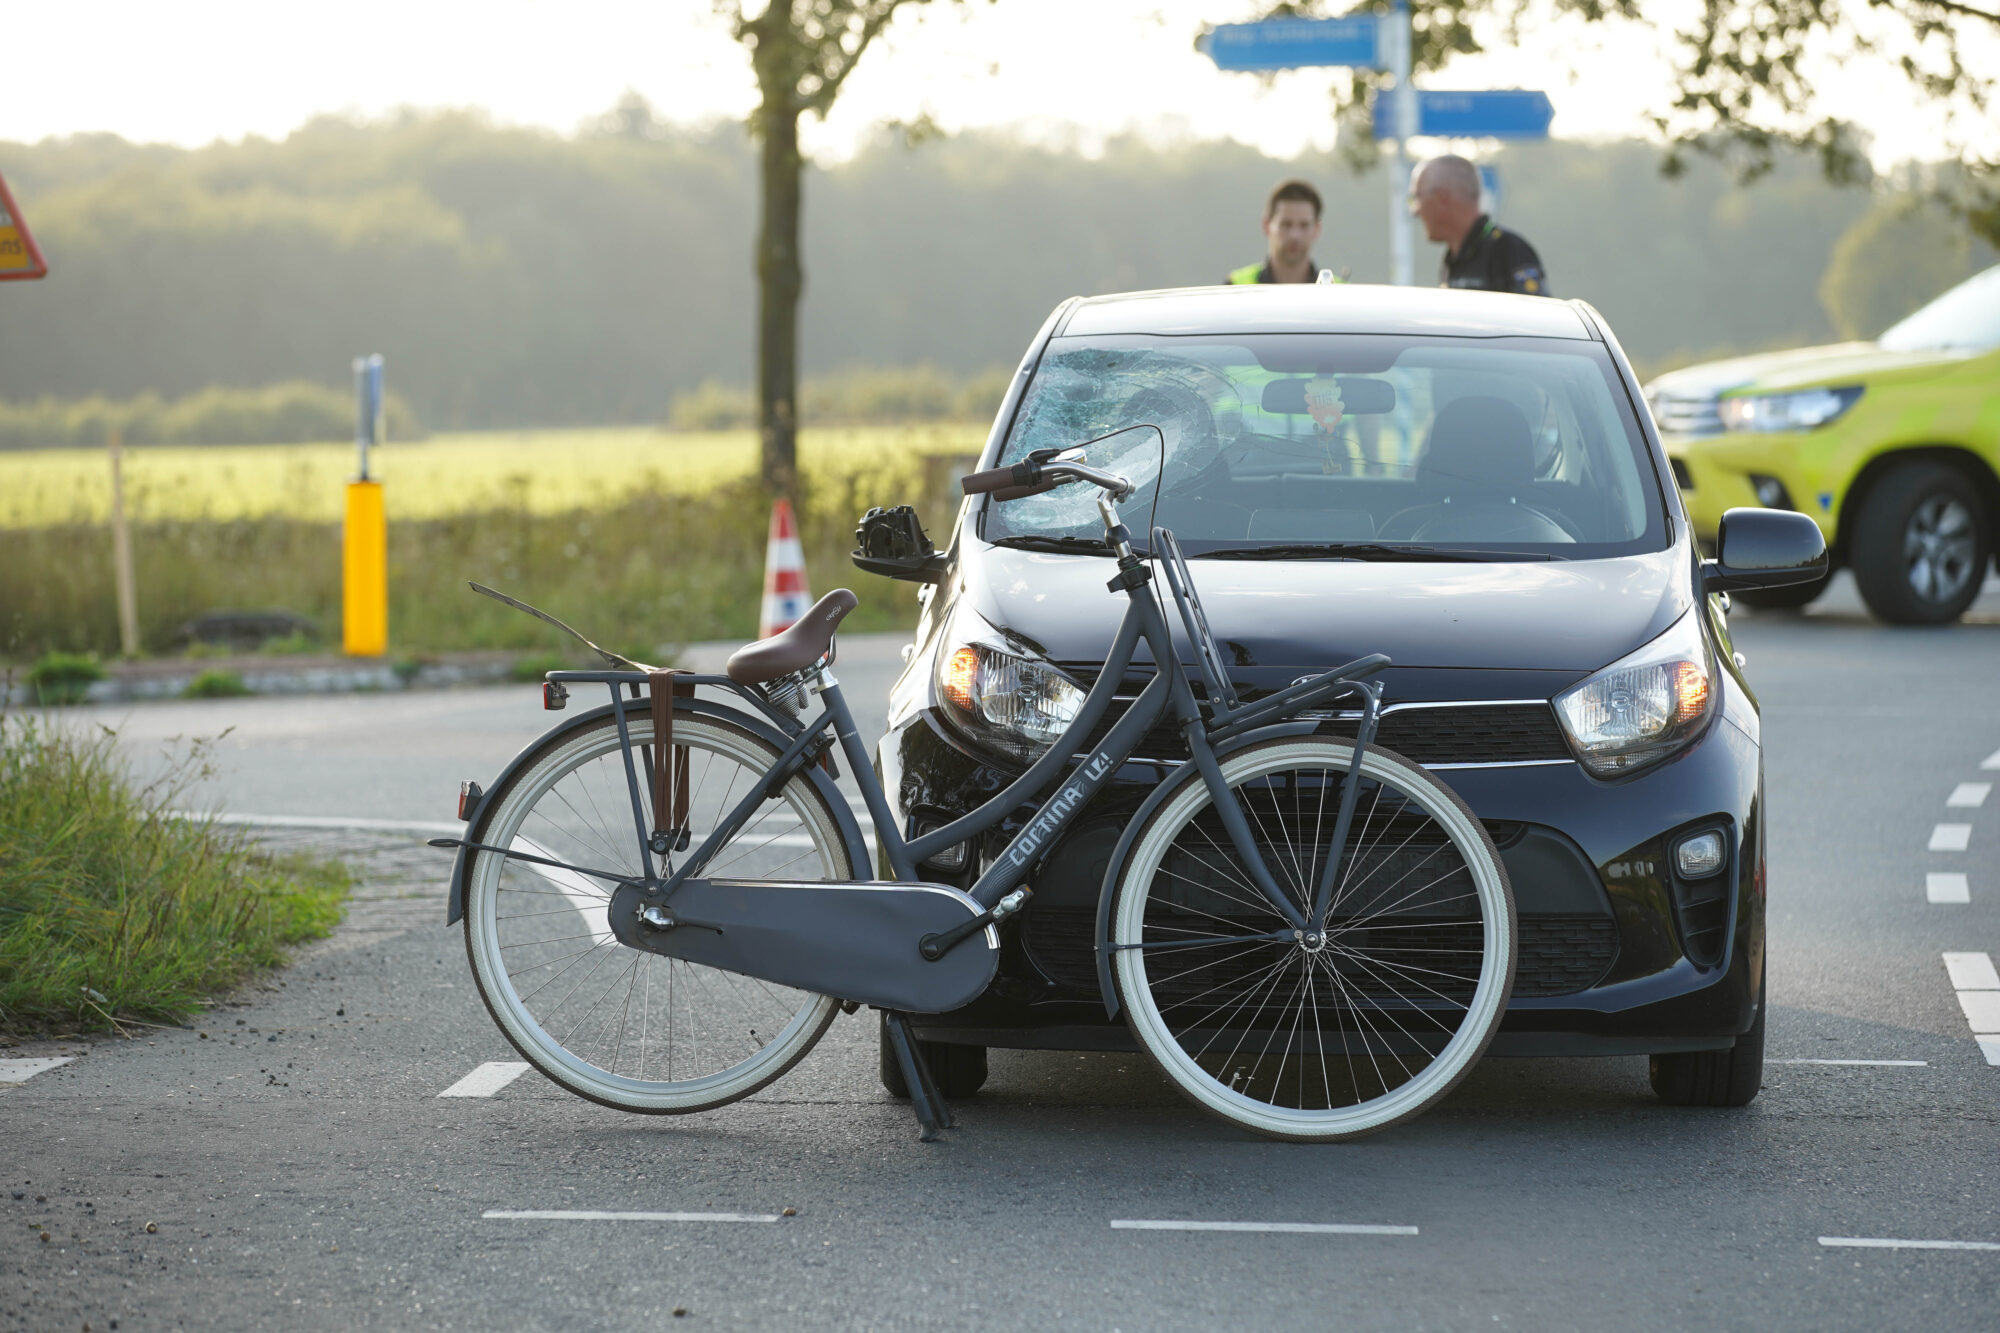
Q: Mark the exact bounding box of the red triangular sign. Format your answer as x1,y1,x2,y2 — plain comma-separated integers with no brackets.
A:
0,172,49,282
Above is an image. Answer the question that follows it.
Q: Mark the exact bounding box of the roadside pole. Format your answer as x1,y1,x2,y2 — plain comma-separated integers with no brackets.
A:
342,355,388,657
107,426,140,657
1384,1,1415,287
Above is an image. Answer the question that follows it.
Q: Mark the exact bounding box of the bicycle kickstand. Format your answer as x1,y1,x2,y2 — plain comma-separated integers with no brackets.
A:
881,1010,954,1142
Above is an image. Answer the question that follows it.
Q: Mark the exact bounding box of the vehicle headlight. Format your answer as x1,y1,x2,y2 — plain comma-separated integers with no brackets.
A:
935,639,1085,764
1554,610,1716,778
1717,385,1863,433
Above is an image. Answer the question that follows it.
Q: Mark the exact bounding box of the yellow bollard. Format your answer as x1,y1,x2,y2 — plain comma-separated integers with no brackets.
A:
342,479,387,657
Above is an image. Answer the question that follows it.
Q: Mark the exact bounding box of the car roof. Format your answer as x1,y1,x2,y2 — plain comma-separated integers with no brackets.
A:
1058,283,1595,340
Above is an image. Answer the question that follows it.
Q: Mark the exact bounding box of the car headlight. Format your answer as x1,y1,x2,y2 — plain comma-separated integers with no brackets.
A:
935,638,1085,764
1554,610,1716,777
1717,385,1863,433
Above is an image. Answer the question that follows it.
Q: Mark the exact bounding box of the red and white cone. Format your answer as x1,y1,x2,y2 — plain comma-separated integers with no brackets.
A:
758,498,812,638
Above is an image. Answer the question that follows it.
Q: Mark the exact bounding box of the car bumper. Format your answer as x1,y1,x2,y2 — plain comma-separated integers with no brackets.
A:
880,697,1765,1058
1665,431,1837,546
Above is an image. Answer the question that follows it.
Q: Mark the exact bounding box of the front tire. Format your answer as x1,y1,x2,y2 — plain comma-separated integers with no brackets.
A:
1851,461,1990,624
1111,738,1514,1141
1650,974,1765,1107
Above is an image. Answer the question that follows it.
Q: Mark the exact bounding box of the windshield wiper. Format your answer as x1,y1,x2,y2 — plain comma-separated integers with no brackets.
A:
1197,542,1559,563
989,535,1113,555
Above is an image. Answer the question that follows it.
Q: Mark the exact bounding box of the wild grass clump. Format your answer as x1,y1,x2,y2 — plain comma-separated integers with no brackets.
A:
27,651,106,705
182,669,251,699
0,716,348,1036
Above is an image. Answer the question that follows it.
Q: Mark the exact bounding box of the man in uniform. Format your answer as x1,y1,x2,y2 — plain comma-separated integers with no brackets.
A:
1410,155,1549,296
1227,179,1326,284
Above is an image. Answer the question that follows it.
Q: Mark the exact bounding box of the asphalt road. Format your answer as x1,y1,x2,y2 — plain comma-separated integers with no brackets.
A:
7,571,2000,1331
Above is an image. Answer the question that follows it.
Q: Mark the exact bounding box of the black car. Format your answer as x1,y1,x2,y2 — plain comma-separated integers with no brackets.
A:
864,283,1824,1107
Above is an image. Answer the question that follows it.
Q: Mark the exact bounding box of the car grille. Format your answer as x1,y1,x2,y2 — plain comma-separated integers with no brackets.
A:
1022,907,1617,999
1649,391,1723,438
1055,670,1571,766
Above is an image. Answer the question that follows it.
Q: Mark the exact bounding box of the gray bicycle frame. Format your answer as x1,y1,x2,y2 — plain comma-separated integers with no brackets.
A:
540,520,1389,939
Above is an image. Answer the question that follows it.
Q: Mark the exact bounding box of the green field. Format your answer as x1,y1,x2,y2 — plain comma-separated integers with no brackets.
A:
0,424,988,528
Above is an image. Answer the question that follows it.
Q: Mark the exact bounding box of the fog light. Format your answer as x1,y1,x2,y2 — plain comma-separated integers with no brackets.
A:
1675,831,1725,879
913,819,969,873
1748,474,1793,510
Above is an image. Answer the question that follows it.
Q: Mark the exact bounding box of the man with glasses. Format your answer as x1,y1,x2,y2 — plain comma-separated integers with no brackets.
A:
1410,155,1549,296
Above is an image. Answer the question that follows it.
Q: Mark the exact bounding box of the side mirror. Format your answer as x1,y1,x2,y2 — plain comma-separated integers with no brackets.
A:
1701,507,1828,593
852,505,948,584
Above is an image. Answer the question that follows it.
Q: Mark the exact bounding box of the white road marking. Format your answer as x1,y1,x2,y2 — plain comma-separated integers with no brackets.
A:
169,810,463,836
1983,748,2000,771
1980,1037,2000,1067
1929,824,1972,852
1928,873,1972,904
1956,993,2000,1033
1947,782,1991,809
439,1062,532,1098
0,1057,74,1084
483,1210,780,1223
1769,1059,1927,1067
510,833,616,946
1110,1220,1418,1236
1819,1237,2000,1252
1943,952,2000,991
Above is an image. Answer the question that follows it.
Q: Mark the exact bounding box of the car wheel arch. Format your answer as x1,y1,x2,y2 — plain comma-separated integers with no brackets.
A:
1832,444,2000,568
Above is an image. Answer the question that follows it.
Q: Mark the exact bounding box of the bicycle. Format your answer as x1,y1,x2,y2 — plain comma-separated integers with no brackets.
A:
434,436,1515,1141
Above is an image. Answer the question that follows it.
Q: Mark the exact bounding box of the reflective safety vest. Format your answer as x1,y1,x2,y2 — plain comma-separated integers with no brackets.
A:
1228,259,1339,284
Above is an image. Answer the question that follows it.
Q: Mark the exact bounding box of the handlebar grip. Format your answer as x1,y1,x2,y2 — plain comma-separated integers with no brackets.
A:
992,477,1061,501
960,466,1026,496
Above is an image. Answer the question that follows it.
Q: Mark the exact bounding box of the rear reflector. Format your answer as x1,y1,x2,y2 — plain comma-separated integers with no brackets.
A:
458,780,483,820
543,681,569,710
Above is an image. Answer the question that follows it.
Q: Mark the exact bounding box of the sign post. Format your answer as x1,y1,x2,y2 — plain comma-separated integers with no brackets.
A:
0,172,49,282
343,355,388,657
1200,6,1550,285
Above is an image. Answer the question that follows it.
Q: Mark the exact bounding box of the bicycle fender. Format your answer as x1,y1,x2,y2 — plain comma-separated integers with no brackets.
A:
445,696,870,926
1091,720,1320,1019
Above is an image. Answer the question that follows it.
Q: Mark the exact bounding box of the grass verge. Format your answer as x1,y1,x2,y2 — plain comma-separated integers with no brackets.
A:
2,458,966,660
0,715,348,1037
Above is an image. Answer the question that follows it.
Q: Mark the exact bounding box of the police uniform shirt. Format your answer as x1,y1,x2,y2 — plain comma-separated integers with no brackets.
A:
1440,216,1548,296
1227,258,1321,284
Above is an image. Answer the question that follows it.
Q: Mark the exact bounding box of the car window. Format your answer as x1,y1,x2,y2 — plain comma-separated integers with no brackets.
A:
984,332,1667,558
1878,265,2000,354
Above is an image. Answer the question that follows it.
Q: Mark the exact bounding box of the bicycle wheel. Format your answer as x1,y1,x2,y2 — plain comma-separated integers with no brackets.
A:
1111,737,1513,1141
463,706,853,1113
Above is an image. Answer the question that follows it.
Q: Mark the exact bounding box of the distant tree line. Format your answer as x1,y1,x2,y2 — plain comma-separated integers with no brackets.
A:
0,381,424,451
0,110,1990,431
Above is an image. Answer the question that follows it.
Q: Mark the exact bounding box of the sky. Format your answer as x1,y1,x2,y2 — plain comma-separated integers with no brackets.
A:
5,1,1992,167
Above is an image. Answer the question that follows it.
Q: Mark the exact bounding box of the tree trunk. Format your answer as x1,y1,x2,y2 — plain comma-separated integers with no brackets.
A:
755,103,804,498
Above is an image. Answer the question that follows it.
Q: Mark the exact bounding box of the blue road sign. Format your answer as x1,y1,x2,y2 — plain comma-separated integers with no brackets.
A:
1374,89,1554,139
1201,17,1384,72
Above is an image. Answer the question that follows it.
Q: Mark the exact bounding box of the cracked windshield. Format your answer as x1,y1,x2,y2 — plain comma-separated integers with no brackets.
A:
986,334,1666,558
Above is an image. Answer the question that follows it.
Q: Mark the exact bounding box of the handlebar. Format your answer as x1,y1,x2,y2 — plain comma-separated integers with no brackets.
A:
961,458,1135,502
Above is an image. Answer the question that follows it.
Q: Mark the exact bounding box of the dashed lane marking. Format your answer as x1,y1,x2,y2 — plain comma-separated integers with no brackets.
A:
1819,1237,2000,1252
1957,993,2000,1033
1110,1220,1418,1236
0,1057,73,1084
1943,952,2000,991
439,1062,532,1098
1930,824,1972,852
1983,748,2000,772
169,810,463,836
1947,782,1991,808
1769,1059,1927,1066
484,1210,781,1223
1928,873,1972,904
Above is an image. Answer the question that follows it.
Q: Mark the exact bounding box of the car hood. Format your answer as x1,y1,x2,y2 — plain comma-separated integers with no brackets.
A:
957,542,1691,676
1646,341,1972,398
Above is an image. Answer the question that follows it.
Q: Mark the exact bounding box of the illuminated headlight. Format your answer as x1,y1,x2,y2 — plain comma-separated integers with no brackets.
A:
1554,611,1716,777
1718,385,1862,433
936,641,1085,763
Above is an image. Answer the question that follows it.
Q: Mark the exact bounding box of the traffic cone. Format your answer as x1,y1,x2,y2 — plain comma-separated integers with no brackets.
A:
758,498,812,638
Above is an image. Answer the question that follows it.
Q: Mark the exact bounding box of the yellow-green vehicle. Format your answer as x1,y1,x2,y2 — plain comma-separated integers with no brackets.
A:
1648,264,2000,623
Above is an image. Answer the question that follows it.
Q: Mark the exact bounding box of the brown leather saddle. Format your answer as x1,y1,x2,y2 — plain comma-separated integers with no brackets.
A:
644,589,858,846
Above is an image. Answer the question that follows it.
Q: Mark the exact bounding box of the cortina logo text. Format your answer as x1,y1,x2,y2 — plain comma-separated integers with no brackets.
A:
1007,751,1114,867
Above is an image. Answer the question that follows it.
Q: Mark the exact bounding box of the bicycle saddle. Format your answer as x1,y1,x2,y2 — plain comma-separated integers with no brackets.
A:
725,589,858,685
